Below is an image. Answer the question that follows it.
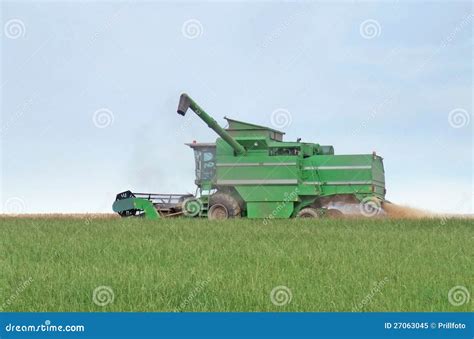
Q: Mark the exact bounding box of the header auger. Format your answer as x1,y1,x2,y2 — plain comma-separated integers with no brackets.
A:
113,93,386,219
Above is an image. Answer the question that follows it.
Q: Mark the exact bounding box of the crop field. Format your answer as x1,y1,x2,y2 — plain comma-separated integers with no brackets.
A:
0,216,472,312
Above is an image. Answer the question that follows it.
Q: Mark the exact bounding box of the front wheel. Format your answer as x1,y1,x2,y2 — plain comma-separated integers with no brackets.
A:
208,204,229,220
208,192,242,220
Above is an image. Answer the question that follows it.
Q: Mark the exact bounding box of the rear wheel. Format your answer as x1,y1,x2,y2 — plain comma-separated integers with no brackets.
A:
296,207,320,218
208,192,241,220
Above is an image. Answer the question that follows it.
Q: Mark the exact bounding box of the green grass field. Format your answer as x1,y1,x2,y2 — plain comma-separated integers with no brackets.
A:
0,217,472,312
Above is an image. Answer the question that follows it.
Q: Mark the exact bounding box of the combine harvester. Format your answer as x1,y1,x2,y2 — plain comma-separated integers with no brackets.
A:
113,94,386,219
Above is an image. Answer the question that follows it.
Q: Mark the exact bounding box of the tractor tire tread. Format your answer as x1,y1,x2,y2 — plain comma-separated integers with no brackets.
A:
296,207,320,218
209,192,242,218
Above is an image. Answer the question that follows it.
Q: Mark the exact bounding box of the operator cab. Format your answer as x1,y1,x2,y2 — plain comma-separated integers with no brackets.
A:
185,142,216,186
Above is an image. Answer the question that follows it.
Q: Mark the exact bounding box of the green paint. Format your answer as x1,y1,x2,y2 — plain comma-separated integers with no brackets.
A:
112,198,160,220
114,94,386,219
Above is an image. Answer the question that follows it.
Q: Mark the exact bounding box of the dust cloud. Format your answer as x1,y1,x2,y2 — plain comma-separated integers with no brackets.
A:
382,203,434,219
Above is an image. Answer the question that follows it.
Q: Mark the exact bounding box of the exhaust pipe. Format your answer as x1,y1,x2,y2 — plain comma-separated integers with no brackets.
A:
177,93,191,116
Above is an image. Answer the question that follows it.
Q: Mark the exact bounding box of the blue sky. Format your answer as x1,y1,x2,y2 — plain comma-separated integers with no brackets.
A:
1,0,472,214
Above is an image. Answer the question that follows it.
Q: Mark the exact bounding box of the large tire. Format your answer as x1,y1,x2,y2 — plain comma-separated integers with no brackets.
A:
296,207,320,218
208,192,241,220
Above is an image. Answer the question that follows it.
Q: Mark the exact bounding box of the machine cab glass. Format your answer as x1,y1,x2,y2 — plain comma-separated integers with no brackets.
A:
186,143,216,185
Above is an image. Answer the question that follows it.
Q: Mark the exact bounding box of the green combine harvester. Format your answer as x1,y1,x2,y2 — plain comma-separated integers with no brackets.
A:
113,93,386,220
